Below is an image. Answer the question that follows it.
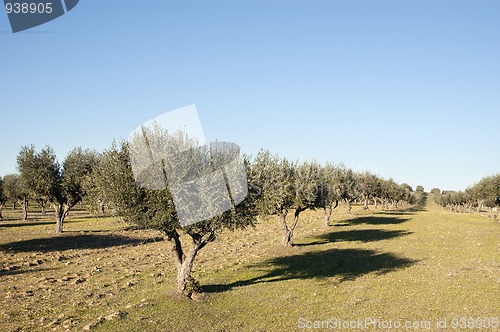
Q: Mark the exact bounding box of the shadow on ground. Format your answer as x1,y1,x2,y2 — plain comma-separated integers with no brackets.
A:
203,248,417,293
0,234,152,252
0,221,55,228
343,216,410,225
296,229,412,246
378,211,415,216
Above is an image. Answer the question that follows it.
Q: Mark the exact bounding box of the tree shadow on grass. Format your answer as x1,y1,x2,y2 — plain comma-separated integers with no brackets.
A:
64,214,110,222
202,248,418,294
295,229,412,247
0,234,147,253
378,211,415,216
0,221,55,228
345,216,410,225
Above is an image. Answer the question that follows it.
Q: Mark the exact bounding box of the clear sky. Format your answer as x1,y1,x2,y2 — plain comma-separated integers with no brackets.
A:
1,0,499,192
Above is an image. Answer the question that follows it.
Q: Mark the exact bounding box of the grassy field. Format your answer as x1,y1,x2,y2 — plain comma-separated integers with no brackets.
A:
0,196,498,331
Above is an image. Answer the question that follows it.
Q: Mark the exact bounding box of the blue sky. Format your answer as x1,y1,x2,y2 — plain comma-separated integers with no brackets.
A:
1,0,499,191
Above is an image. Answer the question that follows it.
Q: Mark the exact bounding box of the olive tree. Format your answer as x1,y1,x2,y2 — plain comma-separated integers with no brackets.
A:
250,150,294,246
91,136,257,298
2,174,22,210
470,174,500,212
0,177,5,220
250,150,320,246
82,172,107,215
292,159,321,234
17,145,96,232
336,165,357,214
16,146,49,220
355,171,378,210
317,163,341,226
430,188,441,196
54,148,97,232
380,178,397,209
371,176,383,208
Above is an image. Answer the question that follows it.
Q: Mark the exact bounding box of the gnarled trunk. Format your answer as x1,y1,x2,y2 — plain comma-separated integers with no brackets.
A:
476,199,483,212
382,198,389,210
323,207,332,226
22,197,28,221
323,200,338,226
38,198,47,214
278,211,292,247
54,203,71,233
345,199,352,214
279,207,304,247
165,230,215,298
0,203,3,220
363,196,369,210
392,199,398,209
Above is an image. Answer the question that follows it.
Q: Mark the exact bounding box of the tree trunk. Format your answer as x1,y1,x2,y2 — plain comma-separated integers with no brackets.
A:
56,206,64,233
323,207,332,226
56,209,64,233
278,211,292,247
323,200,338,226
374,197,378,208
165,230,215,298
22,197,28,221
363,196,369,210
282,229,293,247
0,204,3,220
345,200,352,214
177,247,199,295
40,200,46,214
278,208,304,247
392,199,398,209
476,199,483,212
55,203,70,233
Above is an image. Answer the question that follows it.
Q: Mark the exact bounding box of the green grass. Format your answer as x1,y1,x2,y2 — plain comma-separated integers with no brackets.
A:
0,197,498,331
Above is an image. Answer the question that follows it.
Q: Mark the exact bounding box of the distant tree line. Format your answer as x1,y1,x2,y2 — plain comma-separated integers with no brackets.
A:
433,174,500,213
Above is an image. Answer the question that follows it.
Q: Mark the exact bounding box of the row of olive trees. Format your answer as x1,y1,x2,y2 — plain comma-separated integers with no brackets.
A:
1,141,256,298
0,146,97,231
85,144,421,294
0,141,420,297
433,174,500,212
250,149,423,247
